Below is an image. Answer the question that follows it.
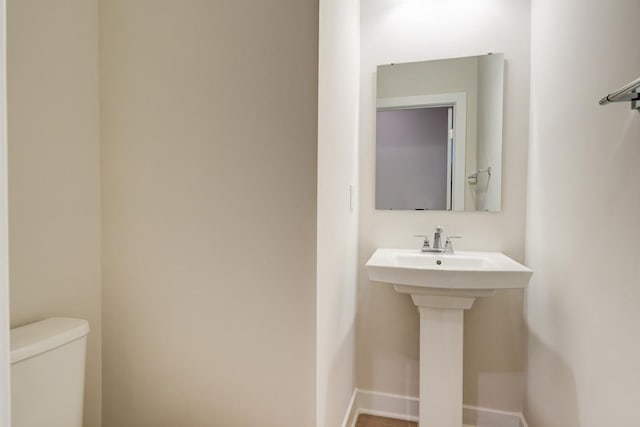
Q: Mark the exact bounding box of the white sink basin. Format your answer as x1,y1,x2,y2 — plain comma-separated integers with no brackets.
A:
393,252,489,269
366,248,532,291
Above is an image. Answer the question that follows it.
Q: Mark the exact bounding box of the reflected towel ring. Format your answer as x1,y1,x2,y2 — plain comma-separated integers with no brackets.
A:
467,166,492,185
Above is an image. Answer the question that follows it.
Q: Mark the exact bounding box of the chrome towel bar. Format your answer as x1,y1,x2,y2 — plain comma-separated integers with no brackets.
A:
599,76,640,110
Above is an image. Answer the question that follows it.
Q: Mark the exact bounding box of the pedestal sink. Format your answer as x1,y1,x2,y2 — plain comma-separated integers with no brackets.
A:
366,249,533,427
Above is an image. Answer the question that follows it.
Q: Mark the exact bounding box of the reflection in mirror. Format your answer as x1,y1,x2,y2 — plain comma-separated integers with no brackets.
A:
375,53,504,212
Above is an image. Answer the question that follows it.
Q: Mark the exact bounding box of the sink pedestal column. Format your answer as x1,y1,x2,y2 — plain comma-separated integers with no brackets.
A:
394,286,494,427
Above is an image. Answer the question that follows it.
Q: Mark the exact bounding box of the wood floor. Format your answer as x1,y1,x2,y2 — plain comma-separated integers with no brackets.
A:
355,414,417,427
355,414,475,427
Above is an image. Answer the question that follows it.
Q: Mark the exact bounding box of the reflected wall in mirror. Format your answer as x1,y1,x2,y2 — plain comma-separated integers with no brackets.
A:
376,53,504,211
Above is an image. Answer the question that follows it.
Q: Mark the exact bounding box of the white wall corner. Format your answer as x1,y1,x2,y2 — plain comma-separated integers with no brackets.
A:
342,389,529,427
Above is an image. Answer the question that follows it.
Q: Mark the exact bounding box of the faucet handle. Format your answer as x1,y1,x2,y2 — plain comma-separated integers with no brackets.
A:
444,235,462,252
434,225,443,233
414,235,431,250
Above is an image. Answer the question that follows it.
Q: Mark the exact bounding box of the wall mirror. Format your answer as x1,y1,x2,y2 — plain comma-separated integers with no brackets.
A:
375,53,504,212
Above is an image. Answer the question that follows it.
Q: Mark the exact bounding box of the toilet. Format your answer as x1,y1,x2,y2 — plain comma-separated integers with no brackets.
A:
10,317,90,427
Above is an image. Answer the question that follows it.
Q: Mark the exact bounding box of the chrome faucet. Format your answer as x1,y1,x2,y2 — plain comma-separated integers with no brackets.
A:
415,226,462,254
433,226,443,250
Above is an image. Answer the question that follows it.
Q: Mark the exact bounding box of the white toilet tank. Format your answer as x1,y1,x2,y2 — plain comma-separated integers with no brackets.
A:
10,317,90,427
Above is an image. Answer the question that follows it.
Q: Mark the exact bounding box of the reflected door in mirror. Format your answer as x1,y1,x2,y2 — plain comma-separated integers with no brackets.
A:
376,106,453,210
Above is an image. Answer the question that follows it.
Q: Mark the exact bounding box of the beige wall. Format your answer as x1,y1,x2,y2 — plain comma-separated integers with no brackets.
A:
316,0,360,425
525,0,640,426
0,0,10,423
99,1,318,426
358,0,531,412
7,1,102,426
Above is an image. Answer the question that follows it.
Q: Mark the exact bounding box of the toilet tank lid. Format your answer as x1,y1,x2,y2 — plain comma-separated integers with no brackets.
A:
10,317,90,364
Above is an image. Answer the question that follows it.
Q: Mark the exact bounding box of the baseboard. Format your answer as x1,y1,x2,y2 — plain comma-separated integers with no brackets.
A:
341,388,529,427
462,404,524,427
341,388,359,427
519,413,529,427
